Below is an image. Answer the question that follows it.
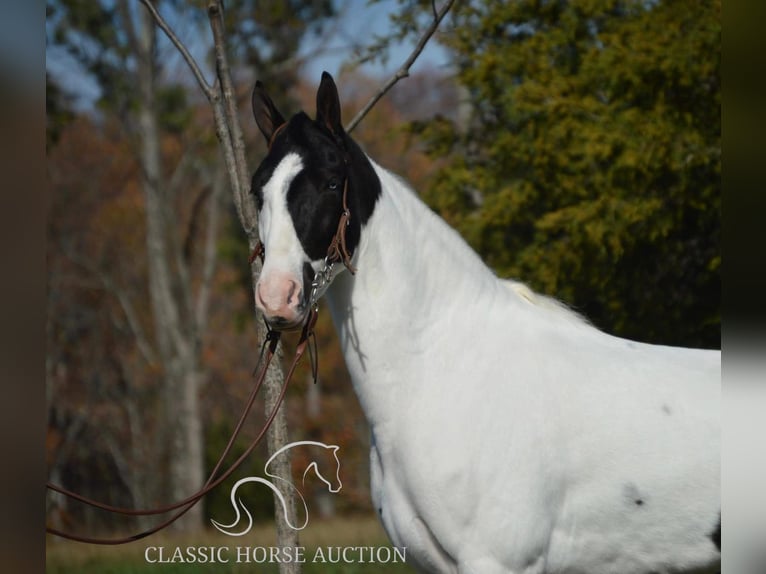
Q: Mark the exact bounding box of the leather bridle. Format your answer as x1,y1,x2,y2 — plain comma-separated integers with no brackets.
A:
249,173,354,273
251,133,357,311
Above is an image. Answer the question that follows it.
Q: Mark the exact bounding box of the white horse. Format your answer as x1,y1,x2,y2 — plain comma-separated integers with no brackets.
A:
249,72,720,574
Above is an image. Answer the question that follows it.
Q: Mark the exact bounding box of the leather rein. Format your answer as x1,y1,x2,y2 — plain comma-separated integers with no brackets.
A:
46,129,356,545
46,318,310,544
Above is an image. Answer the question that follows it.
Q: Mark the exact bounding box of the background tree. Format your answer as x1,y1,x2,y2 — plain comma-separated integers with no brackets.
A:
47,0,218,531
45,0,718,564
414,0,720,348
46,0,335,534
223,0,333,102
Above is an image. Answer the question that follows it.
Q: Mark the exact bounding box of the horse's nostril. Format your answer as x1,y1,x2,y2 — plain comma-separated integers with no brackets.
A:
255,283,267,310
287,280,300,306
255,276,303,318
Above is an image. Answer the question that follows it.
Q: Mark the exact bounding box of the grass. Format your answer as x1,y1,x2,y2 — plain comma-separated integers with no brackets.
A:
46,516,416,573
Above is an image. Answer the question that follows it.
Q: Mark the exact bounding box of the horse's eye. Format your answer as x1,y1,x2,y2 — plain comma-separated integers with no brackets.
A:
328,179,339,191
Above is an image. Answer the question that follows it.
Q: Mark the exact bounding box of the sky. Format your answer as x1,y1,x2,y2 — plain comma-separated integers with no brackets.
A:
302,1,451,79
45,0,452,111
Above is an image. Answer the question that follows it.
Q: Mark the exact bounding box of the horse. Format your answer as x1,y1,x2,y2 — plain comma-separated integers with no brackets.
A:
212,441,342,535
248,72,720,574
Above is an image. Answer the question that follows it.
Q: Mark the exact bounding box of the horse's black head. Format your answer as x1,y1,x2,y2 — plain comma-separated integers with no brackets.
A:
251,72,380,330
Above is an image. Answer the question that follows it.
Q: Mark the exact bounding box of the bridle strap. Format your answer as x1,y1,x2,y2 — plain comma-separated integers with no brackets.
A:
268,122,288,150
46,308,318,545
249,240,265,265
252,127,357,275
250,175,356,275
325,177,356,274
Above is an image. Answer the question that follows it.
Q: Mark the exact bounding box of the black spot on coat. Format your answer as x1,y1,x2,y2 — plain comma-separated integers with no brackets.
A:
711,512,721,550
622,482,648,509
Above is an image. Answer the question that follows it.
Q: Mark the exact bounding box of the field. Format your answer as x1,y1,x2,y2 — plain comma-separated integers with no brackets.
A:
46,516,416,573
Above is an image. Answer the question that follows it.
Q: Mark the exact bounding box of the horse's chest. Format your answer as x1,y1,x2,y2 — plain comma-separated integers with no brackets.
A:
369,437,460,573
368,438,411,558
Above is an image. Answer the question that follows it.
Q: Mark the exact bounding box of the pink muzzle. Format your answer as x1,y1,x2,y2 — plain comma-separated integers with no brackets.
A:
255,271,306,328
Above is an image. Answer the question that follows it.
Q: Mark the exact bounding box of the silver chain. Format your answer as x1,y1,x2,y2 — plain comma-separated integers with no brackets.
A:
309,256,335,311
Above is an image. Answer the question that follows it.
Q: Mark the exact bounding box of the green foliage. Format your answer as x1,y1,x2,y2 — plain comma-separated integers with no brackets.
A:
48,0,137,116
354,0,438,67
415,0,720,347
157,84,192,134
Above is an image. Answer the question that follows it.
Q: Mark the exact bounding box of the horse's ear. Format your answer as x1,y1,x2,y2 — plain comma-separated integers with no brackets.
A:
316,71,343,136
252,81,286,143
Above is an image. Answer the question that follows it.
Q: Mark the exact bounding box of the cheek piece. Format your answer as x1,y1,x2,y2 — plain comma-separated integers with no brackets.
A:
250,169,356,304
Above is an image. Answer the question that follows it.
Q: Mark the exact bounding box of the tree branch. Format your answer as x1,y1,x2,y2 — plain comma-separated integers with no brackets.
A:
63,248,158,366
117,0,140,58
207,0,256,231
346,0,456,133
138,0,215,101
140,0,300,560
194,168,223,334
167,146,196,196
206,4,300,568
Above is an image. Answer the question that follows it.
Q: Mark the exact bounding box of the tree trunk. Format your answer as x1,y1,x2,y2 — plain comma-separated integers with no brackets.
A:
262,343,300,569
137,4,204,532
245,239,301,572
139,0,307,551
162,365,205,531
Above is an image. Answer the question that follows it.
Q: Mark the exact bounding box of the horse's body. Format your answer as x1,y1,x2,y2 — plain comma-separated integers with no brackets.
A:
250,73,720,573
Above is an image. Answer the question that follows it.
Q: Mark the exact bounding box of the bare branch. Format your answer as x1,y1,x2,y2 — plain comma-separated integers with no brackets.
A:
141,0,298,556
210,99,251,228
195,168,224,335
183,188,212,263
346,0,457,133
161,189,195,339
63,248,158,366
47,411,88,477
167,147,196,196
207,0,254,227
111,284,159,366
269,0,354,76
206,3,300,565
138,0,215,101
117,0,140,57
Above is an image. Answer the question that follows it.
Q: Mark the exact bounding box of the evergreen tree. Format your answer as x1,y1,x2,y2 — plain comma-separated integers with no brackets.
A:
417,0,720,347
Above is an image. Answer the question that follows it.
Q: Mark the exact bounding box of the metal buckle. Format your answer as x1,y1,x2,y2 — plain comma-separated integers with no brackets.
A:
310,257,335,311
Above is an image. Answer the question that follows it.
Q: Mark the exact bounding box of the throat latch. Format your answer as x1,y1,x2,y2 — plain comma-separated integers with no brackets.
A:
325,177,356,275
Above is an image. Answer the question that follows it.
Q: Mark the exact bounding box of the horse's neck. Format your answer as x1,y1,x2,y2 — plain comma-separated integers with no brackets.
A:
325,161,500,426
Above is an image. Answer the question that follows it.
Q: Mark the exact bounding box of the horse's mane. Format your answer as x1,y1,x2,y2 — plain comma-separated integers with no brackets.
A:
502,279,590,326
369,160,591,329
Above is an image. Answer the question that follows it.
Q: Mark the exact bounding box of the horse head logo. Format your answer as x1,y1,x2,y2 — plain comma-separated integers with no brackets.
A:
211,441,342,536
